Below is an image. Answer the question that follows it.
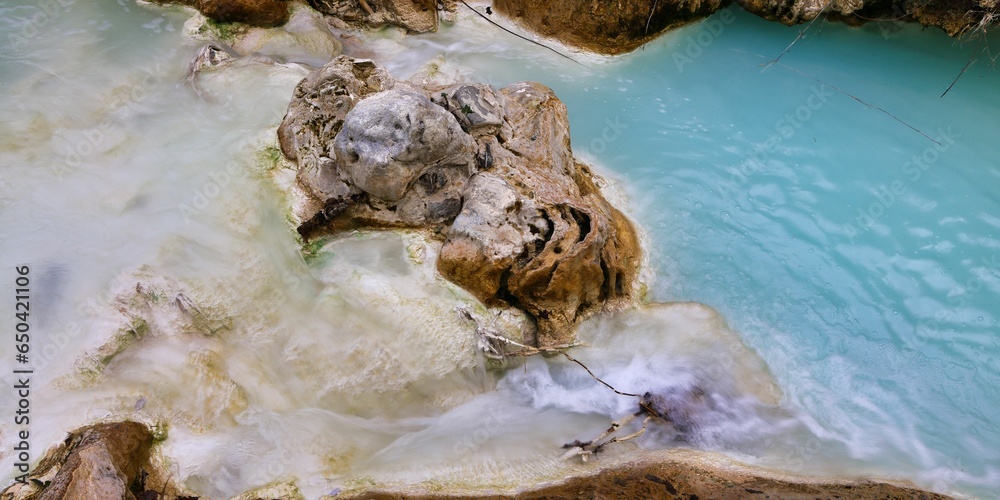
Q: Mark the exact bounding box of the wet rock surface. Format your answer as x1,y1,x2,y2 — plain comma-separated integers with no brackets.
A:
278,57,641,348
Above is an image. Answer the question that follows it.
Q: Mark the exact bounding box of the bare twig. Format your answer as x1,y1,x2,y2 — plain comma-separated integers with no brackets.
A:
775,61,942,145
940,48,978,98
561,352,640,397
456,0,585,66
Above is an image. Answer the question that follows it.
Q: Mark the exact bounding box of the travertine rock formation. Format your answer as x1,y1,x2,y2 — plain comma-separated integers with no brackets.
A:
278,57,641,347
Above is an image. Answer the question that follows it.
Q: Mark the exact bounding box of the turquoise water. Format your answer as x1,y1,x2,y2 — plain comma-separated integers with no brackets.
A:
570,14,1000,496
2,1,1000,497
380,7,1000,496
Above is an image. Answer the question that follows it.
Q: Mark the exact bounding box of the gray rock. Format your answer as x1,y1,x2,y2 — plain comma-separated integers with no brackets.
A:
447,84,504,136
334,88,474,202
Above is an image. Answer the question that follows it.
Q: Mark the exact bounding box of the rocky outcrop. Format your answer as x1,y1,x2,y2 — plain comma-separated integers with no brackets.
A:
158,0,291,27
307,0,439,33
277,56,640,348
493,0,728,55
1,422,154,500
739,0,997,36
495,0,996,52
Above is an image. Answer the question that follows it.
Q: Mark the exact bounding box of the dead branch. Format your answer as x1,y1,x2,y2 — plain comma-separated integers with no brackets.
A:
592,416,652,454
561,352,640,397
775,61,942,145
940,48,979,98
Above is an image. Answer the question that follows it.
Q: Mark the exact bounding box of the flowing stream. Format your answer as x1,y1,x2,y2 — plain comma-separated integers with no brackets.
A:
1,1,999,498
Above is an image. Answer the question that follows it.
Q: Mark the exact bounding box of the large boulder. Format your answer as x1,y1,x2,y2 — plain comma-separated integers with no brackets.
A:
333,88,475,209
277,58,641,348
493,0,727,55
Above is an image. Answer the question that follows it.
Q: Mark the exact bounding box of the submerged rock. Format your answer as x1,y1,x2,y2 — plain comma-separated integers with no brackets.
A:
307,0,439,33
493,0,727,55
277,57,641,348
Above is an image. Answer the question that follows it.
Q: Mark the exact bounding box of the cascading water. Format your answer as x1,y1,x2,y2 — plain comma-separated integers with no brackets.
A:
1,0,999,498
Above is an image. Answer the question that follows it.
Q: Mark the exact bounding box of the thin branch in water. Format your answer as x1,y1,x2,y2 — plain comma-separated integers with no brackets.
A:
561,352,640,397
941,46,980,98
775,62,942,145
456,0,585,66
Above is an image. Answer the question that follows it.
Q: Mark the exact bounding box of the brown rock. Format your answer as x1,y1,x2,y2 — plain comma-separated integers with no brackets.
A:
2,422,154,500
493,0,727,55
278,59,640,348
438,82,640,347
157,0,291,27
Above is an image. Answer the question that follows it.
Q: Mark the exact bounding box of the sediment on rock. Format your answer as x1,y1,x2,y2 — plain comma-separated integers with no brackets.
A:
277,56,641,348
